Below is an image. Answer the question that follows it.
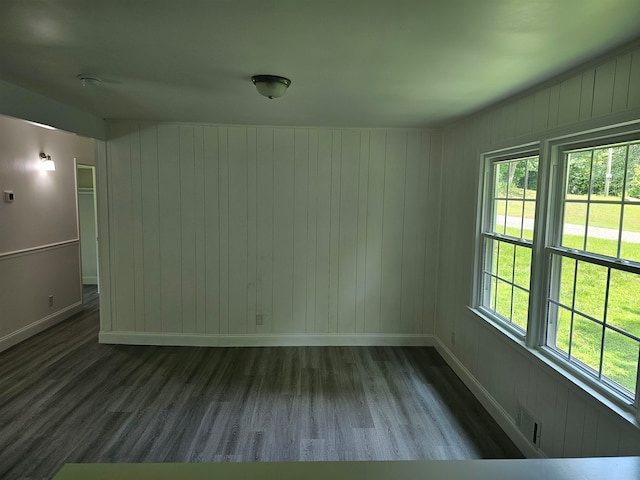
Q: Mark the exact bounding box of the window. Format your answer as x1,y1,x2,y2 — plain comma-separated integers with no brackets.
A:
546,139,640,402
479,150,539,334
477,127,640,416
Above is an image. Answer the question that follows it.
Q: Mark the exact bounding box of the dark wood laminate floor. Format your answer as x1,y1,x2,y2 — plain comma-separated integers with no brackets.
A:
0,286,522,479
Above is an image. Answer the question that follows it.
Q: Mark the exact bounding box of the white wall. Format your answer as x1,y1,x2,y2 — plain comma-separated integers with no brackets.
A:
0,244,81,338
0,79,105,140
99,122,442,344
0,114,95,352
436,42,640,456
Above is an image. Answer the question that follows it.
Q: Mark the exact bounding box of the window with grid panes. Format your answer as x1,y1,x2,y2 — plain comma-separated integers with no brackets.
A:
546,139,640,402
476,129,640,418
479,152,539,334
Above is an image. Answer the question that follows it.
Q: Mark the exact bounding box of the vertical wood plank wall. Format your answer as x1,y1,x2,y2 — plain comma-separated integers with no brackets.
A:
436,45,640,457
103,124,441,339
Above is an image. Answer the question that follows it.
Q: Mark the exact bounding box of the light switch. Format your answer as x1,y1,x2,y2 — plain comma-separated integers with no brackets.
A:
4,191,14,203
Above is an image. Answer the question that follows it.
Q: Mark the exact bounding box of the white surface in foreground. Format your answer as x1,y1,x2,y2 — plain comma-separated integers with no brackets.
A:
54,458,640,480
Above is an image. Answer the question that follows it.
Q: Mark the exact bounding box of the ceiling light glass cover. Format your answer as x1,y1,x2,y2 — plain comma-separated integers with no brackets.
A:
78,74,101,87
251,75,291,99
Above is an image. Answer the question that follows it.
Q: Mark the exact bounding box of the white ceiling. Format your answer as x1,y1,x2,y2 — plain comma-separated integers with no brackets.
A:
0,1,639,128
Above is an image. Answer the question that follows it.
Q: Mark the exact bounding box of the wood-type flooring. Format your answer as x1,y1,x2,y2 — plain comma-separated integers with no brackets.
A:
0,286,522,479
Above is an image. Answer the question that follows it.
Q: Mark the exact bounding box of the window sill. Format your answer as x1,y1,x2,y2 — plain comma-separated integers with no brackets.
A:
467,306,639,430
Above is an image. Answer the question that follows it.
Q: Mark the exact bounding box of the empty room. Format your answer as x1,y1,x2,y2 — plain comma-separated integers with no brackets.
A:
0,1,639,479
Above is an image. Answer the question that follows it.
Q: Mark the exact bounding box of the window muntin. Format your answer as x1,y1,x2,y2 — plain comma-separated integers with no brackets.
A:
546,139,640,401
480,155,539,333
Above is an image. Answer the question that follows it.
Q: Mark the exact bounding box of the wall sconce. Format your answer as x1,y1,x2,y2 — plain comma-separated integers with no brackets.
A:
39,152,56,171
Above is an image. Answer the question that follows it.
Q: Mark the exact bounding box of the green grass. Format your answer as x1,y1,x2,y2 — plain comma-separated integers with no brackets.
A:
489,230,640,396
496,191,640,232
560,232,640,264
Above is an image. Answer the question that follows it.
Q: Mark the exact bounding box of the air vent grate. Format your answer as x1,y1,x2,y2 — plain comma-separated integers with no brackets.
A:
516,402,541,447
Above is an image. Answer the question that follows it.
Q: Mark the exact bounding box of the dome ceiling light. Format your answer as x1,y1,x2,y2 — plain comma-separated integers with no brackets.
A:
251,75,291,99
78,75,101,87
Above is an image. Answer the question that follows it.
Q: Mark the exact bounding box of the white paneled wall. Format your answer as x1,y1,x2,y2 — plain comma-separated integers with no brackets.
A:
101,123,442,341
437,45,640,456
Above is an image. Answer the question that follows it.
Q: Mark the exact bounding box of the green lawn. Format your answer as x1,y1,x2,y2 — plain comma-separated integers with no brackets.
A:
490,230,640,396
496,192,640,232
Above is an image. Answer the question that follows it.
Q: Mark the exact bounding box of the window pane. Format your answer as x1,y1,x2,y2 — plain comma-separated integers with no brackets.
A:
524,158,539,199
512,288,529,331
625,143,640,202
558,256,576,308
562,202,587,250
585,203,621,258
513,245,531,290
507,159,528,200
495,162,510,197
548,305,572,357
496,241,515,281
494,279,513,321
484,273,497,310
573,262,607,321
566,151,592,197
620,205,640,263
521,158,538,241
586,202,622,232
490,238,499,275
607,269,640,340
501,200,536,239
602,329,639,396
491,280,498,312
570,314,603,375
522,200,536,241
494,199,507,234
509,199,525,238
590,146,626,200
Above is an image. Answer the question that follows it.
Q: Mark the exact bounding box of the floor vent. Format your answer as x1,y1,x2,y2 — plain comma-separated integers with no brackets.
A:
516,403,541,447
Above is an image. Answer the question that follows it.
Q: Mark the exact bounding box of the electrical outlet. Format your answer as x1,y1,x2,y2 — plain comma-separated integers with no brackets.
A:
256,314,264,326
48,295,54,307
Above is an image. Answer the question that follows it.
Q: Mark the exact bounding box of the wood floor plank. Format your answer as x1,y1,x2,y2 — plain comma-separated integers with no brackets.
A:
0,286,522,479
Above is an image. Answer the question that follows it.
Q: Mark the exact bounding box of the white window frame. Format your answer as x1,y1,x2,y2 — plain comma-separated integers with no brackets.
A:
475,121,640,423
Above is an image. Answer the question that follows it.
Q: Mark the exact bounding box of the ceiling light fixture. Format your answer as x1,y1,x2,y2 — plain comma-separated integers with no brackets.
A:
251,75,291,99
78,75,101,87
39,152,55,171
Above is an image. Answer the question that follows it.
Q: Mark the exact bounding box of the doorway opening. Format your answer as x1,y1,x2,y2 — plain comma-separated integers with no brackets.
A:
77,164,99,305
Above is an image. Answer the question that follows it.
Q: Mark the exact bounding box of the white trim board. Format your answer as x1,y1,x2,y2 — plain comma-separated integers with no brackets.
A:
82,276,98,285
0,302,83,354
0,239,80,260
99,332,436,348
434,337,543,459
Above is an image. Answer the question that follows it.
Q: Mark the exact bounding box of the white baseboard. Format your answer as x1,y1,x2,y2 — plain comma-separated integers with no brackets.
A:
99,331,436,348
82,276,98,285
0,302,83,354
434,337,543,459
